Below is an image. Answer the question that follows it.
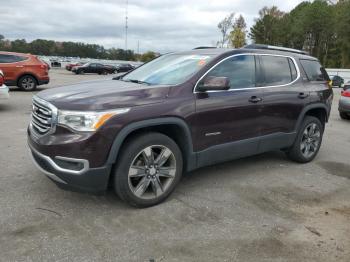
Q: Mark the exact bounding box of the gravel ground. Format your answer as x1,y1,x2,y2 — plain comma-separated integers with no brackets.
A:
0,69,349,262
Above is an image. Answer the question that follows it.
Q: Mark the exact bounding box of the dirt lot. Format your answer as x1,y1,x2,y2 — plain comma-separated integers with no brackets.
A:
0,69,349,262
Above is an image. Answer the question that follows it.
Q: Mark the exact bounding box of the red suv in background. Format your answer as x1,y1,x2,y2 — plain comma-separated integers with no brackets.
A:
0,51,49,91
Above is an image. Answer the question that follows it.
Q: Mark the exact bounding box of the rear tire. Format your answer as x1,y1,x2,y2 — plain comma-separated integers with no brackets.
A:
18,75,37,91
286,116,323,163
340,112,349,120
113,132,183,208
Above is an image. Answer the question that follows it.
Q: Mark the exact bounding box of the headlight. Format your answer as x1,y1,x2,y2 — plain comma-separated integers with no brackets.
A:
57,108,130,132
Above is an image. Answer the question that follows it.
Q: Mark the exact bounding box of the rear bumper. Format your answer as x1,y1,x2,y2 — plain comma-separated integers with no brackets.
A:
38,78,49,85
28,139,112,194
0,85,9,99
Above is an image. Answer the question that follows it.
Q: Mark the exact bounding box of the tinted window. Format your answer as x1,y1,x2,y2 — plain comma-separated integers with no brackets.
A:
0,54,27,63
204,55,256,89
261,56,293,86
300,59,329,81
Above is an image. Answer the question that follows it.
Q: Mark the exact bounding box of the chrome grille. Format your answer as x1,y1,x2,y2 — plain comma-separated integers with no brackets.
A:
31,97,57,135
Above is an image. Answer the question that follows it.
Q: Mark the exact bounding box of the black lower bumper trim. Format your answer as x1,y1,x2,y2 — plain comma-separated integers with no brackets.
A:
29,145,112,194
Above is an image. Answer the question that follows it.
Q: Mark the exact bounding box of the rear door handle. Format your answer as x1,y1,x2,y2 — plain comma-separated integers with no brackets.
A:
298,92,309,99
249,96,262,103
16,65,24,68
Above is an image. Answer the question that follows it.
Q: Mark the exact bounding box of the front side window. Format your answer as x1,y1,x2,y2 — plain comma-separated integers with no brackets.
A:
261,56,295,86
122,54,214,85
202,55,256,89
300,59,329,81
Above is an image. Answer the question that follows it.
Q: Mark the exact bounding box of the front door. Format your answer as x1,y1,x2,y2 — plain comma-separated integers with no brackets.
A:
194,54,264,166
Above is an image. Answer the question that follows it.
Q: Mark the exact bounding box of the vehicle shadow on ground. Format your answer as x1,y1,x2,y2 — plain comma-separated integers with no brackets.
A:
77,150,292,210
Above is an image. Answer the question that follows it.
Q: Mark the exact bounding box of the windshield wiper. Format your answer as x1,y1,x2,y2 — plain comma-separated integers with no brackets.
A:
124,79,151,85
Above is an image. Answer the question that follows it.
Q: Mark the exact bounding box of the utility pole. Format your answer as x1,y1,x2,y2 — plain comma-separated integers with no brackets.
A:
125,0,128,51
137,40,140,54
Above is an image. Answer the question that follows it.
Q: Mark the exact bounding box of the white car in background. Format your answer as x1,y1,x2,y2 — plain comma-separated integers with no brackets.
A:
0,70,9,99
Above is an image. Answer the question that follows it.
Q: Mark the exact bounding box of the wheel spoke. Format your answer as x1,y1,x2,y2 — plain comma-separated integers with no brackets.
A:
158,167,176,178
155,148,172,167
151,177,164,197
134,177,150,197
129,166,146,178
142,147,154,165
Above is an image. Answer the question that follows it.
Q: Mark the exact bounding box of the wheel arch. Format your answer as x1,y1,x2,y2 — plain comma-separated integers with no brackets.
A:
17,73,39,86
295,104,329,131
106,117,197,172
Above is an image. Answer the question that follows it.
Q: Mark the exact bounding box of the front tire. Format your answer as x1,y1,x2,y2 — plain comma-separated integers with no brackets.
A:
114,133,183,208
18,75,37,91
286,116,323,163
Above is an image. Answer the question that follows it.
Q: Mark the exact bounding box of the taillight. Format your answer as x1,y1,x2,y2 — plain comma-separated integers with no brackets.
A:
0,75,4,86
341,90,350,97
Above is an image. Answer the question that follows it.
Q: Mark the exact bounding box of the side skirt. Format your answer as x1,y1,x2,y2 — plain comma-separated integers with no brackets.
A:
196,132,297,169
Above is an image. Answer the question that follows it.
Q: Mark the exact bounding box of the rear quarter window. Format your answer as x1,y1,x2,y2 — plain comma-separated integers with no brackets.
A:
300,59,329,81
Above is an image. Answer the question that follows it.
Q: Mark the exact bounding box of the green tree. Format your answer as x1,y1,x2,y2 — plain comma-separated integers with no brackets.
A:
140,51,157,62
229,15,247,48
249,6,284,45
217,13,235,47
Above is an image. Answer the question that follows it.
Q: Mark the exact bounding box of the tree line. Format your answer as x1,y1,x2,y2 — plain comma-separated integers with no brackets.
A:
0,35,157,62
218,0,350,68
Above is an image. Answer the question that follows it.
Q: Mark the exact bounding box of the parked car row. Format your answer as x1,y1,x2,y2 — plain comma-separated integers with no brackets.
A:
0,51,50,91
69,62,135,75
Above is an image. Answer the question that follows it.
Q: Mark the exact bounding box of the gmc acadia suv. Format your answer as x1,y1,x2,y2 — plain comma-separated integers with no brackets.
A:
28,45,333,207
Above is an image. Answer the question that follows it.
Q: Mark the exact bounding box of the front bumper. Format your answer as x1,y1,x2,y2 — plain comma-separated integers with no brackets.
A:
0,85,9,99
28,139,112,194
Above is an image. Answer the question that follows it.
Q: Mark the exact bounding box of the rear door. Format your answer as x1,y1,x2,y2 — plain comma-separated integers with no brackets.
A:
258,54,306,139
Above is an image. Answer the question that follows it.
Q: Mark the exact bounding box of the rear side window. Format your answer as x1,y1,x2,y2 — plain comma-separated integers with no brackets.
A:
0,54,27,63
260,56,295,86
300,59,329,81
204,55,256,89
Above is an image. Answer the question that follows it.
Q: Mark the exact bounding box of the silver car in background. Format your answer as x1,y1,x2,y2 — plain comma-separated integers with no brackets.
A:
0,70,9,100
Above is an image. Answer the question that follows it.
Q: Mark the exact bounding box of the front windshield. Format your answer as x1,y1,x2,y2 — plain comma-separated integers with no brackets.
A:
122,54,214,85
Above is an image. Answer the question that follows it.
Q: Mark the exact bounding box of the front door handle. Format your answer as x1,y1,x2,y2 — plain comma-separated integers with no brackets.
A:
298,92,309,99
249,96,262,103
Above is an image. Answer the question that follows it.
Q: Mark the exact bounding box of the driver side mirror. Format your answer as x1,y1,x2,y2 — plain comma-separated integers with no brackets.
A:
197,76,230,92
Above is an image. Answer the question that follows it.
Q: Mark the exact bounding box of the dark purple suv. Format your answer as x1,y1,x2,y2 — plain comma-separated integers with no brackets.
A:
28,45,333,207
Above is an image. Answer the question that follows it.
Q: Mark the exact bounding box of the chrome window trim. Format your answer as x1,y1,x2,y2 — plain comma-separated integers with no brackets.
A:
193,53,301,93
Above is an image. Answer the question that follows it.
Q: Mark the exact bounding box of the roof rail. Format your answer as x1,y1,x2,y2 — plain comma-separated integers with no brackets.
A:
193,46,217,50
243,44,309,55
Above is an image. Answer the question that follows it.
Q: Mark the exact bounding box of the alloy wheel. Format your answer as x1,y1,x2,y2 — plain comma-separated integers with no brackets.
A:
128,145,176,200
21,77,35,90
300,123,321,158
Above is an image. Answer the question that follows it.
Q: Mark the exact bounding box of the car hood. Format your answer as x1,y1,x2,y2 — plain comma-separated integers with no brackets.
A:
36,79,171,110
